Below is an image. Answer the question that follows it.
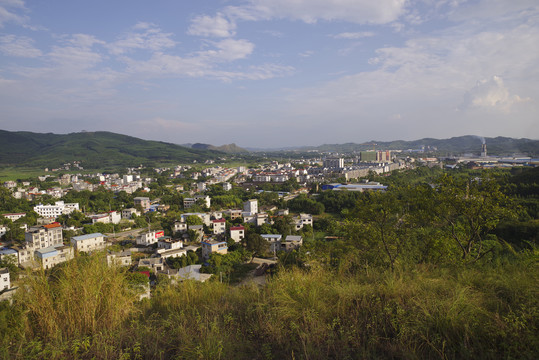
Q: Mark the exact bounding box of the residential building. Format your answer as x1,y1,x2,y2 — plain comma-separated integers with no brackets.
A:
323,157,344,169
187,225,204,241
294,213,313,231
136,230,165,246
157,237,183,250
0,268,10,290
195,195,211,208
25,222,63,250
71,233,107,252
174,264,212,282
0,248,18,263
0,225,6,238
282,235,303,252
173,221,188,234
261,234,283,253
222,182,232,191
197,182,207,192
122,208,140,219
33,201,79,218
157,248,187,260
223,209,242,220
212,219,226,235
35,245,74,270
134,197,151,210
181,213,211,226
230,226,245,243
138,257,164,272
243,199,258,215
183,198,196,209
184,195,211,209
107,251,132,267
89,211,121,224
2,213,26,222
201,239,228,260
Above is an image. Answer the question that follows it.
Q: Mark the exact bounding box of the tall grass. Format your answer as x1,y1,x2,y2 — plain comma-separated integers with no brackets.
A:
13,254,137,357
1,254,537,359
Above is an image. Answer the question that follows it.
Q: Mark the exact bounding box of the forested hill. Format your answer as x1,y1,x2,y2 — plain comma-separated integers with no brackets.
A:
0,130,220,168
308,136,539,156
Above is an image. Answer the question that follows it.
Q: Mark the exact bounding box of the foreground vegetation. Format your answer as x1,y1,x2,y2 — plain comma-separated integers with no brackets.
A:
0,252,537,359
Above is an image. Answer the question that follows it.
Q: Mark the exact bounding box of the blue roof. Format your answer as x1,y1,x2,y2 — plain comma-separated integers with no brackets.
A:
35,246,59,259
72,233,106,242
0,248,17,256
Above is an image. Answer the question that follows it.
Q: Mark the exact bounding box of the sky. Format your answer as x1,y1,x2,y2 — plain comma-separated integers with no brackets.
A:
0,0,538,148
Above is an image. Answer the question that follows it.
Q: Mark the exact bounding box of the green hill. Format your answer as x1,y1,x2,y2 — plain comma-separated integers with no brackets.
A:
190,142,249,153
0,130,220,169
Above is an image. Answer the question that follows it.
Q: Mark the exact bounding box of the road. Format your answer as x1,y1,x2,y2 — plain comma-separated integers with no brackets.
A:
104,228,144,242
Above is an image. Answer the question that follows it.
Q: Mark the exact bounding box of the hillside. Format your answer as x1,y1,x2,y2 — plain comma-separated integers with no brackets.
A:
0,130,220,169
190,142,249,153
308,136,539,156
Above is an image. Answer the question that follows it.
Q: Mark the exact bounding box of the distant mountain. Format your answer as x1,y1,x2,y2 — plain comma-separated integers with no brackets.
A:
300,136,539,156
0,130,221,169
189,143,249,154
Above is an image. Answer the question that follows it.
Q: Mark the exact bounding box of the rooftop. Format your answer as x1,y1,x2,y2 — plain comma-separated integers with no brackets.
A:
72,233,106,241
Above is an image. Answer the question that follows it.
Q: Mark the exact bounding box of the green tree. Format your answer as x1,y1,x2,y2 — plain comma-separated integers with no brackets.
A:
242,231,269,258
434,175,514,262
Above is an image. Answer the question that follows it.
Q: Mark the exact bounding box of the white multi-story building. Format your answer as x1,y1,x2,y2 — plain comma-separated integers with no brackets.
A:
35,245,74,270
294,213,313,231
2,213,26,222
136,230,165,246
173,221,188,234
180,213,211,226
323,157,344,169
230,226,245,243
222,182,232,191
122,208,140,219
33,201,79,218
107,251,132,267
243,199,258,215
0,268,10,290
25,222,63,250
157,237,183,250
211,219,226,235
90,211,121,224
71,233,107,252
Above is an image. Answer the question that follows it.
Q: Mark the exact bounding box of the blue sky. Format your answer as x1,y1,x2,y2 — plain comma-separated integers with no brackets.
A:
0,0,537,147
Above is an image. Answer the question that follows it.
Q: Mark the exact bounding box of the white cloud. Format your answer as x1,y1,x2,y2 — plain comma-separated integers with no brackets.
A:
282,14,539,140
204,38,255,62
299,50,314,57
107,22,176,55
461,76,530,112
332,31,375,39
188,13,236,38
0,0,27,27
226,0,408,24
0,34,41,57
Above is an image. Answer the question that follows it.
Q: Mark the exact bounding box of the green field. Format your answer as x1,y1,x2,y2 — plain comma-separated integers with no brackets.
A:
0,167,50,182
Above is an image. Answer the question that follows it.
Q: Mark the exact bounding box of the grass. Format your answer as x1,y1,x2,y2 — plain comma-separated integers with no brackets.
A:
1,253,537,359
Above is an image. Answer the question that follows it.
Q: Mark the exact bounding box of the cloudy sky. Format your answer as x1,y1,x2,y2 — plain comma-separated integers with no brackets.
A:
0,0,537,147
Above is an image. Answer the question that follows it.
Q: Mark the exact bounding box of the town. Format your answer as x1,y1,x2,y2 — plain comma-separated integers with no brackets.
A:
0,142,537,359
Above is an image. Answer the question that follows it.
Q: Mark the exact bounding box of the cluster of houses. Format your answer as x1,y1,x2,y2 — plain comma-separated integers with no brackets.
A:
0,196,311,288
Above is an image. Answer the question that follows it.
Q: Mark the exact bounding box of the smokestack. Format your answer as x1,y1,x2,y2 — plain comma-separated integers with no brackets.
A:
481,143,487,157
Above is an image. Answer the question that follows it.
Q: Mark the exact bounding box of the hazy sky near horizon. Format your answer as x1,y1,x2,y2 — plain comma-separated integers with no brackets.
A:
0,0,538,147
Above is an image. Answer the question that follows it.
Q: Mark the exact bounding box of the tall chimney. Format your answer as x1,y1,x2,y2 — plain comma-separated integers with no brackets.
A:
481,143,487,157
